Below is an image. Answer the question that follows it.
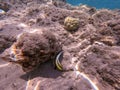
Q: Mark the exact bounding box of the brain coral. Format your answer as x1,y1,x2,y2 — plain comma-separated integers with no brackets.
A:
64,16,80,31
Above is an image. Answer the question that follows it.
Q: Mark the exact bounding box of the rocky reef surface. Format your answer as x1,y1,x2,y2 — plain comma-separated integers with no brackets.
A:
0,0,120,90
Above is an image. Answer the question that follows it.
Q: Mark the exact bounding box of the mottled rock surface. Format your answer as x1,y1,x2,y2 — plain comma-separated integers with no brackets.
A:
1,29,62,72
0,0,120,90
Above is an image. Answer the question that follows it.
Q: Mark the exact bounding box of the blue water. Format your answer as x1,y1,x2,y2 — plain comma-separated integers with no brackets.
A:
67,0,120,9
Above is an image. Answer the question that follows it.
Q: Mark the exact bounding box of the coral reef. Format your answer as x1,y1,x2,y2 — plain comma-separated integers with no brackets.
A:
0,2,10,12
0,35,16,53
0,0,120,90
1,29,62,72
64,16,80,31
92,9,115,23
78,44,120,90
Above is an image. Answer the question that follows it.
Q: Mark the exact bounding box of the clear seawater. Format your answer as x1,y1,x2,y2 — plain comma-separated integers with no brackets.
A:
67,0,120,9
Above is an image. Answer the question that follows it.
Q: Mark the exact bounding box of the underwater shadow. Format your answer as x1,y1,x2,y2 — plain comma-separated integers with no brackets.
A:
20,61,62,81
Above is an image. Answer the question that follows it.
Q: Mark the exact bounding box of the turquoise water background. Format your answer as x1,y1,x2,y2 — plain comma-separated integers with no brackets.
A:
0,1,120,11
67,0,120,9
